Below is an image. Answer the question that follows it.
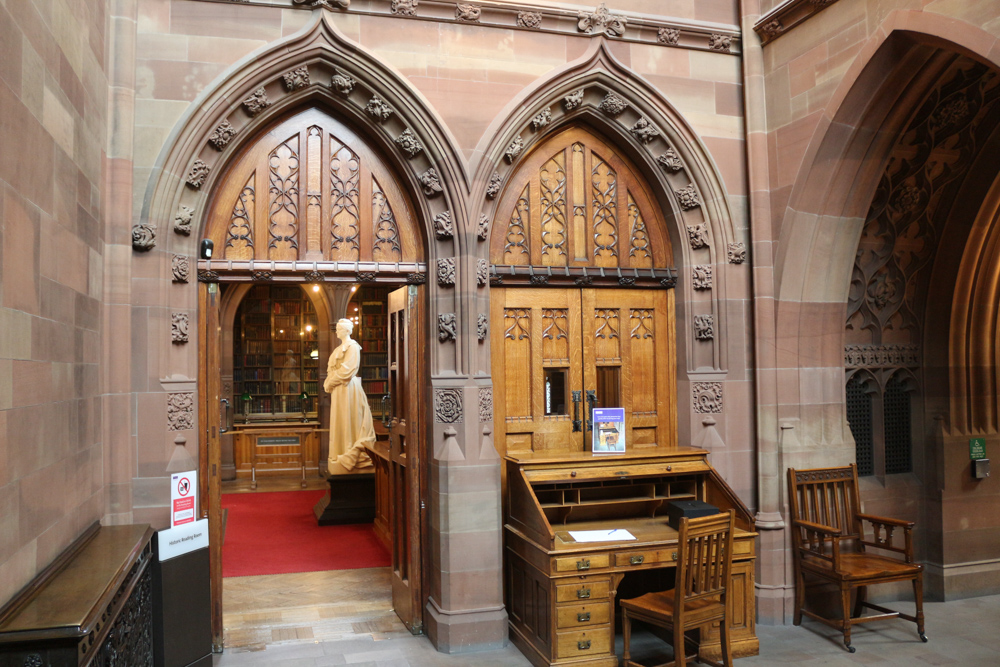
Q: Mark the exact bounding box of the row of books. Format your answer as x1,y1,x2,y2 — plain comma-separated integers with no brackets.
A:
361,352,388,365
362,314,387,326
272,300,302,315
237,382,273,395
361,339,388,352
241,340,272,355
360,366,389,380
360,327,387,339
242,325,271,339
233,368,271,381
237,354,272,367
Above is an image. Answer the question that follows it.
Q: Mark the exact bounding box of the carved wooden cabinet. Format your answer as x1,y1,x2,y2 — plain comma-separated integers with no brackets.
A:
232,422,320,485
504,449,758,667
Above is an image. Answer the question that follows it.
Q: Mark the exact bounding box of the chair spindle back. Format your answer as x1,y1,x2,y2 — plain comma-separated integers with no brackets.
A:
677,510,735,604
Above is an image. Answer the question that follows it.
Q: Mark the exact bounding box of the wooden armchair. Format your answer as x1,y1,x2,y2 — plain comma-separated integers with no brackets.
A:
621,510,735,667
787,464,926,652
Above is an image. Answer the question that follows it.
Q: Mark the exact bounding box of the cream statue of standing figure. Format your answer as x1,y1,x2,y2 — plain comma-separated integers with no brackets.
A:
324,318,375,473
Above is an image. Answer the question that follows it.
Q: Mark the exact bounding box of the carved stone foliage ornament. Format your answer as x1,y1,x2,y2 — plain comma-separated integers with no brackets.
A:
171,255,189,283
456,3,480,21
563,88,585,111
478,213,490,240
630,117,659,144
692,264,713,290
167,392,195,431
761,20,783,38
406,272,427,284
658,27,680,45
692,382,723,413
658,148,683,172
330,68,356,95
505,136,524,163
578,3,627,37
709,34,732,53
242,87,271,116
434,211,454,239
479,387,493,422
437,257,456,285
434,388,463,423
517,11,542,28
694,314,714,340
282,66,310,90
420,167,443,196
365,95,394,122
292,0,350,8
845,344,919,369
198,269,219,283
252,270,273,282
687,224,710,249
356,272,377,283
132,224,156,251
438,313,457,342
174,205,194,235
208,120,238,150
186,160,210,188
171,312,189,344
477,259,488,287
728,242,747,264
391,0,418,16
303,270,325,282
531,107,552,131
599,92,629,117
395,129,423,157
676,184,702,210
477,313,488,340
485,172,502,199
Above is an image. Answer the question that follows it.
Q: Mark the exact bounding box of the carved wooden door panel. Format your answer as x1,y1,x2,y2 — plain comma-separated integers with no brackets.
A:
387,285,423,632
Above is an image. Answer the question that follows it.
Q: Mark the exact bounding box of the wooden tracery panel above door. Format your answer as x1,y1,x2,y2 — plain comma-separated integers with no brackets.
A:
206,108,424,264
490,126,673,269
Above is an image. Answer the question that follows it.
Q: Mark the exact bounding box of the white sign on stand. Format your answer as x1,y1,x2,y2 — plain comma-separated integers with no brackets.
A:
159,518,209,561
170,470,198,528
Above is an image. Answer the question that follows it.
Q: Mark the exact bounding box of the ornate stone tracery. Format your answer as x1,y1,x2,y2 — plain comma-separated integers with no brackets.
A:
692,382,723,413
434,389,463,423
578,3,627,37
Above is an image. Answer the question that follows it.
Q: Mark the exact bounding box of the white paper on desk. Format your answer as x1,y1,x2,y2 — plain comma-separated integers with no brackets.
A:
567,529,636,542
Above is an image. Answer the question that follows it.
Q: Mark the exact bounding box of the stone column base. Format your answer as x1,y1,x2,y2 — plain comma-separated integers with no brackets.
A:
425,597,508,654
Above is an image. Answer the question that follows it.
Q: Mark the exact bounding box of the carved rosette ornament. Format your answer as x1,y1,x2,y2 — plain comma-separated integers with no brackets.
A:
658,27,680,45
357,272,377,283
406,272,426,284
692,264,712,290
505,136,525,163
599,92,629,117
434,388,463,423
456,3,480,21
660,275,677,288
282,66,310,90
186,160,210,188
477,213,490,240
694,314,714,340
658,147,683,172
687,224,710,249
727,242,747,264
437,258,456,286
575,276,593,286
174,205,194,235
330,68,356,95
131,224,156,251
208,120,238,150
292,0,350,8
477,313,488,341
167,392,195,431
434,211,454,239
517,11,542,28
692,382,723,413
629,117,659,144
531,107,552,131
391,0,418,16
676,184,702,210
578,3,627,37
171,313,189,344
477,259,488,287
530,274,549,285
252,270,273,282
172,255,189,283
24,654,43,667
479,387,493,421
485,172,502,199
709,34,732,53
563,88,586,111
438,313,457,342
761,20,783,38
303,270,325,282
420,167,443,196
242,87,271,116
197,269,219,283
395,129,423,157
618,277,636,286
365,95,394,122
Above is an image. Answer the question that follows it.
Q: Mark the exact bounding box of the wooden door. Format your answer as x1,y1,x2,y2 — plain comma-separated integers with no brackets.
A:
386,285,424,632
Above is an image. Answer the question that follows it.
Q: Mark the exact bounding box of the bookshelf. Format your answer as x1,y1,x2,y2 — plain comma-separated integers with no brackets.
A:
234,285,320,420
348,286,390,421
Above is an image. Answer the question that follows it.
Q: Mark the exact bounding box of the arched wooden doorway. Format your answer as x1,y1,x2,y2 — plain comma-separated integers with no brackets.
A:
199,106,429,643
489,125,678,455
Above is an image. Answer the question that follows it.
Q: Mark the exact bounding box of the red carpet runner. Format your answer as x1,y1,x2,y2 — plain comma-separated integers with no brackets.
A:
221,490,389,578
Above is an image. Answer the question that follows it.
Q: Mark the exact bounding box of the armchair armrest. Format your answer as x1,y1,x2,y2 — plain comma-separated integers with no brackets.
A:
793,519,841,536
792,519,844,567
856,512,915,529
856,513,915,562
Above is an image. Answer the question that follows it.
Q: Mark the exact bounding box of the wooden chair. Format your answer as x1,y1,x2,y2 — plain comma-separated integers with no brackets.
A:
621,510,735,667
787,464,927,652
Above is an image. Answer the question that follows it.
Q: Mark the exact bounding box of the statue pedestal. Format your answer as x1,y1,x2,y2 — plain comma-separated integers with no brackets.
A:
313,470,376,525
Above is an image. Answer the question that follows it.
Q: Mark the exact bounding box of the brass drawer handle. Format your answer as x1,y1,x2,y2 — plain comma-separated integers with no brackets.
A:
578,640,591,651
672,551,677,561
577,612,591,622
577,588,591,599
629,555,645,566
576,559,590,571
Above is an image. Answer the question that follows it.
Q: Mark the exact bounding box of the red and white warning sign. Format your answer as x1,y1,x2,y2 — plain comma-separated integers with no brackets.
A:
170,470,198,528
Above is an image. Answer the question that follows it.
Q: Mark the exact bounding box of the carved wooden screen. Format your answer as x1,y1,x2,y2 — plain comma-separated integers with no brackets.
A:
490,126,672,268
206,108,423,264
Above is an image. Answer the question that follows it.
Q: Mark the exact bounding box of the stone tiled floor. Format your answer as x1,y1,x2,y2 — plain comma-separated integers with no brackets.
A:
214,565,1000,666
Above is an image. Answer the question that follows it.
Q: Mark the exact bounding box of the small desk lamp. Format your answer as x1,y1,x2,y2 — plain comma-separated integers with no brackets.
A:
241,390,252,423
300,390,309,422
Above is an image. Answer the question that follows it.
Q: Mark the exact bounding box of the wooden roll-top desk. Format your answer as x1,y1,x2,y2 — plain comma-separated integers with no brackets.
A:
504,448,758,667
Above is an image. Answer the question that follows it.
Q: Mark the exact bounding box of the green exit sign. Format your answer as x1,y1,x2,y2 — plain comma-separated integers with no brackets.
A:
970,437,987,460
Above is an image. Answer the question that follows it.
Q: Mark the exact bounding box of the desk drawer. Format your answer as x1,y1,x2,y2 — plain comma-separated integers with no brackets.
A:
615,548,678,568
556,603,610,629
554,554,610,573
555,578,610,603
555,626,612,659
